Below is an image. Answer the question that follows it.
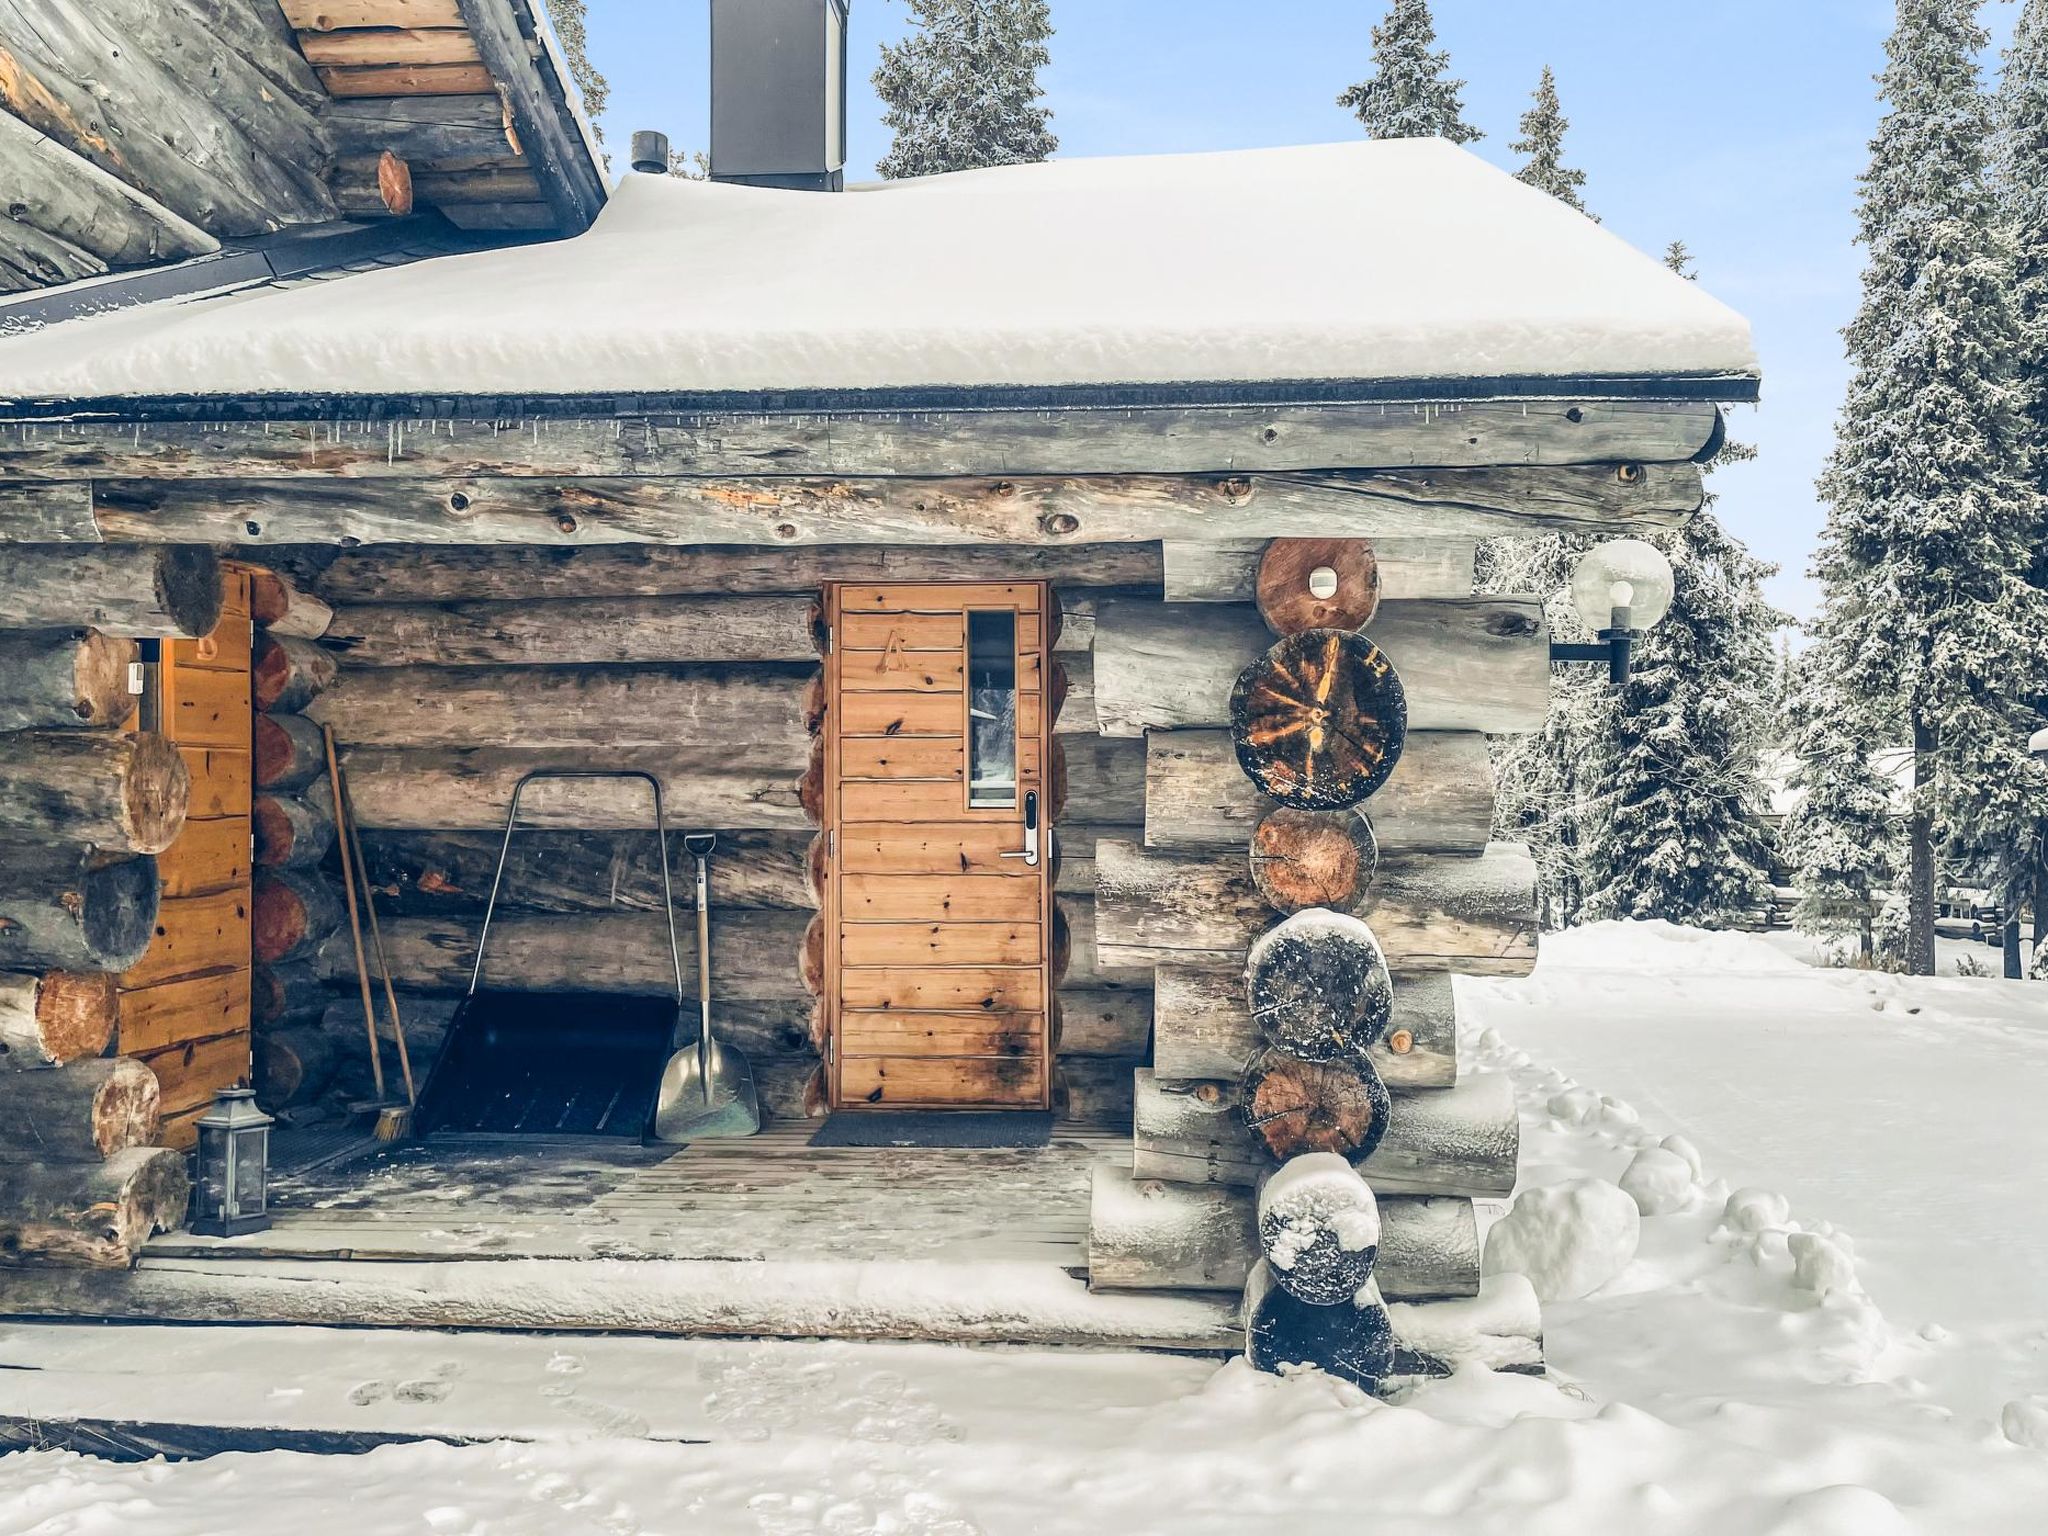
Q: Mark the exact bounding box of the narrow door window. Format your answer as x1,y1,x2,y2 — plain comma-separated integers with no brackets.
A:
966,609,1018,808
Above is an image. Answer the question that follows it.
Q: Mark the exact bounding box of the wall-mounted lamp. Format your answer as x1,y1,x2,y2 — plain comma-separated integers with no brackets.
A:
2030,726,2048,767
1548,538,1676,685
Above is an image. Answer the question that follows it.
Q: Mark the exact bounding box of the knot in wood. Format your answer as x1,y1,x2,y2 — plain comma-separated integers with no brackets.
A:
1261,425,1281,443
1041,512,1081,537
775,523,801,540
1565,406,1585,423
1194,1082,1223,1105
554,514,579,534
447,491,472,513
993,481,1017,499
1387,1028,1414,1056
1218,476,1253,502
1615,462,1643,485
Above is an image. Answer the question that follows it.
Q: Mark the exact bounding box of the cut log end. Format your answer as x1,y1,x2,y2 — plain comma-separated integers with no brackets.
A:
73,630,140,726
1244,908,1392,1060
116,733,191,857
1258,1152,1382,1306
253,632,340,713
0,971,118,1067
1230,629,1408,811
1245,1263,1396,1391
1256,538,1382,636
253,870,343,966
1241,1049,1392,1164
1249,808,1379,915
153,547,227,639
254,713,326,791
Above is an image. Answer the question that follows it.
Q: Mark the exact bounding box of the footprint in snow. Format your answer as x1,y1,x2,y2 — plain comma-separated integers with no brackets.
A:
395,1378,452,1404
348,1380,390,1406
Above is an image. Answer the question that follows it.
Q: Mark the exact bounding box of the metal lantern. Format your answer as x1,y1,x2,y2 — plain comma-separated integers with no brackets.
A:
191,1087,273,1237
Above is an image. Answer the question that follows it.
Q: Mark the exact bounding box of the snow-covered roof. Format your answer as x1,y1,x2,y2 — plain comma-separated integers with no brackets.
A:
0,140,1759,403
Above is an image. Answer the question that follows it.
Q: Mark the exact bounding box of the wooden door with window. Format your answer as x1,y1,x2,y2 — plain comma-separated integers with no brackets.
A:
822,582,1053,1110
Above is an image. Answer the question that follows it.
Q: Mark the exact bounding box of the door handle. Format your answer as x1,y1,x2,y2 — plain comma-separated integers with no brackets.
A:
1000,789,1040,866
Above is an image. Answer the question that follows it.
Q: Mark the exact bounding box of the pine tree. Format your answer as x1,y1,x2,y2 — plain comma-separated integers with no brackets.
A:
1337,0,1482,143
1815,0,2048,975
1783,637,1899,958
1511,67,1594,218
1996,0,2048,971
874,0,1057,179
549,0,609,122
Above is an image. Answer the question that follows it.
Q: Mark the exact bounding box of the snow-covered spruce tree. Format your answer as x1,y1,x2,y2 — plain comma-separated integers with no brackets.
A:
549,0,609,122
1782,636,1898,958
874,0,1057,179
1815,0,2046,976
1337,0,1481,142
1511,66,1594,219
1996,0,2048,970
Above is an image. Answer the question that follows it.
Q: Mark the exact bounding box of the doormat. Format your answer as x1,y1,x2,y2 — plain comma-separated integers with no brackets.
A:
809,1111,1054,1149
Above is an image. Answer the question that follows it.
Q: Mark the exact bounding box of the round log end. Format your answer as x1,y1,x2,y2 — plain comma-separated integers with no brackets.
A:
253,871,341,966
376,150,414,216
1249,808,1379,915
1246,1263,1396,1389
122,733,191,855
801,669,827,735
252,631,289,712
93,1056,164,1158
80,855,162,972
254,713,324,791
246,567,291,627
72,631,140,727
1241,1049,1393,1164
1244,908,1392,1060
153,547,226,639
805,830,830,908
799,737,826,827
1256,538,1382,636
28,971,119,1065
801,1062,830,1119
800,913,825,996
1230,630,1408,812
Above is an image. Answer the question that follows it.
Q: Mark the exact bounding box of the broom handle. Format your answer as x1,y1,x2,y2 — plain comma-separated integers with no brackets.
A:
696,848,713,1098
321,724,384,1102
341,760,415,1105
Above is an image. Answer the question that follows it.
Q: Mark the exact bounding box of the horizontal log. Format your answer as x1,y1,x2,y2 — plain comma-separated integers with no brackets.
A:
0,848,160,972
0,733,189,854
1094,598,1547,736
1095,840,1539,977
1053,1058,1140,1126
325,745,810,832
281,1,466,32
1055,987,1152,1059
1131,1069,1518,1197
253,870,345,966
0,1145,190,1268
252,961,335,1027
317,911,814,1000
298,27,482,67
306,663,813,751
1153,965,1456,1090
245,566,335,638
1145,729,1495,857
0,1056,160,1160
0,630,138,730
253,1024,340,1111
88,462,1703,547
2,400,1723,480
357,828,816,914
253,714,326,792
0,546,223,638
0,107,218,268
1061,736,1145,828
252,633,339,712
253,792,336,870
0,217,102,291
310,543,1162,603
324,594,822,666
0,971,117,1069
0,482,97,540
322,91,518,162
1086,1162,1480,1299
1162,537,1475,603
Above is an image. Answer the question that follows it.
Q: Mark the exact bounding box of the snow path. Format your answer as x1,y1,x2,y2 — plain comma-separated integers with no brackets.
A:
3,920,2045,1533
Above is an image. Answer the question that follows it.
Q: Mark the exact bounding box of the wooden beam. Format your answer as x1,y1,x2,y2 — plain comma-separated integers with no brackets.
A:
0,218,104,290
1145,729,1495,858
0,400,1724,481
297,28,483,67
324,593,822,665
316,62,496,97
454,0,604,232
321,94,520,162
1162,537,1475,603
79,463,1699,549
281,1,466,28
1094,838,1540,978
1094,598,1549,737
0,110,220,270
0,482,100,541
182,0,334,115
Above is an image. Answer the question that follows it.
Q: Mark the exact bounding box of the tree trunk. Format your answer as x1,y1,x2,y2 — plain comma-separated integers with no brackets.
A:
2004,917,2023,981
1153,964,1455,1090
322,745,809,832
1243,909,1392,1061
1163,537,1475,604
1243,1263,1396,1389
1095,839,1539,978
1249,809,1379,915
306,663,813,751
0,1056,161,1160
252,792,336,870
0,1146,190,1268
1093,598,1548,737
0,630,138,730
1908,711,1937,976
252,633,339,713
316,910,813,1001
0,546,223,638
253,713,327,792
0,971,117,1068
252,870,345,966
246,566,334,639
1256,537,1382,635
1241,1049,1393,1164
323,594,825,667
1144,729,1495,857
356,827,816,914
1257,1152,1381,1305
0,732,189,855
253,1023,339,1110
0,848,160,971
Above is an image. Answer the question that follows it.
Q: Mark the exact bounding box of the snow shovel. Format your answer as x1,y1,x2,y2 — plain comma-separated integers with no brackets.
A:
652,832,761,1142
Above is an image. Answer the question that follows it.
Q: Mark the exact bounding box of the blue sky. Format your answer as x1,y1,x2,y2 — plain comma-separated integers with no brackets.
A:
582,1,2026,623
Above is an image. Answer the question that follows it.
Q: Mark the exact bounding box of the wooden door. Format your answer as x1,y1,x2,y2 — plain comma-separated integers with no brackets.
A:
823,582,1053,1110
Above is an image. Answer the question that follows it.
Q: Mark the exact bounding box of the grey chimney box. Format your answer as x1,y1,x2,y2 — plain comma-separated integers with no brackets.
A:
709,0,849,191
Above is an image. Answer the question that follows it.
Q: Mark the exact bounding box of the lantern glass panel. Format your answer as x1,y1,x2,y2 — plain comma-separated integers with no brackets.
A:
233,1128,269,1217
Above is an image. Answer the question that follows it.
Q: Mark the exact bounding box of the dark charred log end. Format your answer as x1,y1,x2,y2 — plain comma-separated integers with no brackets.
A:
155,546,225,638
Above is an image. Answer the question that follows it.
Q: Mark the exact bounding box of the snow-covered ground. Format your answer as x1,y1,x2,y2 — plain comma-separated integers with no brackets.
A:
3,922,2044,1534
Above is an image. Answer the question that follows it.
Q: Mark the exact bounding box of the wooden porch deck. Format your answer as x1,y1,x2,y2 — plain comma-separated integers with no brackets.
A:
0,1124,1243,1352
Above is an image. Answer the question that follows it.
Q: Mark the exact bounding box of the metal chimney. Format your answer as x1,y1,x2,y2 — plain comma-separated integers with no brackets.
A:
709,0,849,191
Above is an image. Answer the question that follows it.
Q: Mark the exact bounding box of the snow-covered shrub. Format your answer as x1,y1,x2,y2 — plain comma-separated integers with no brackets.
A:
1619,1147,1695,1215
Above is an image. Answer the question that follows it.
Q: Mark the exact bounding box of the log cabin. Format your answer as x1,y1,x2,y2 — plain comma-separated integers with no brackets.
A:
0,0,1758,1378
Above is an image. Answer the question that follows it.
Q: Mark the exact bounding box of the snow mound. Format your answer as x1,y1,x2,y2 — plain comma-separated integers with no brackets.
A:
1534,919,1812,976
1619,1147,1695,1215
2002,1396,2048,1450
1482,1178,1640,1301
1788,1232,1860,1302
1723,1187,1792,1233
